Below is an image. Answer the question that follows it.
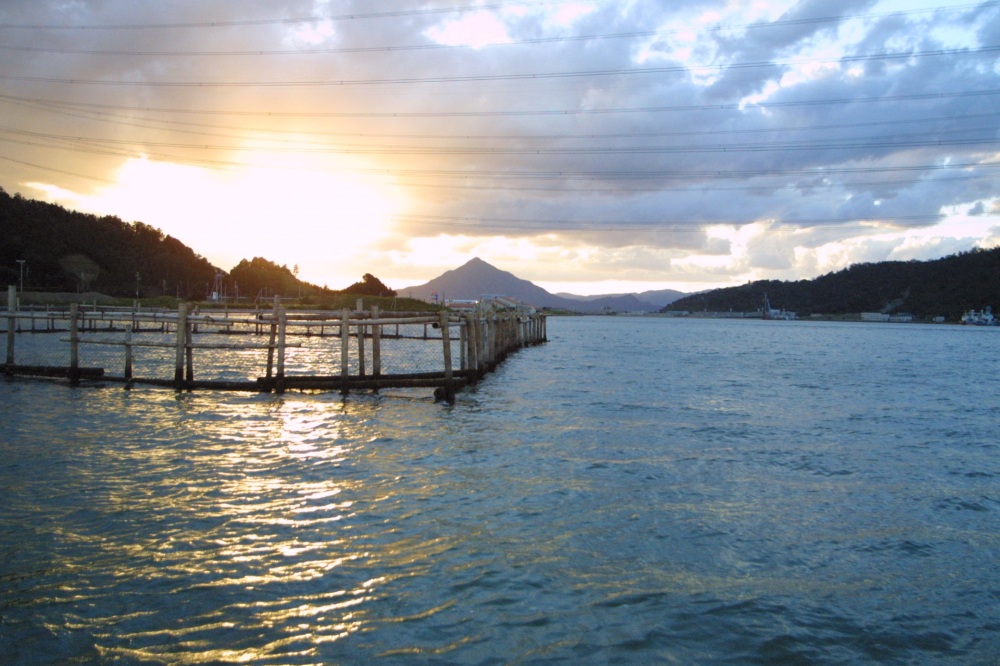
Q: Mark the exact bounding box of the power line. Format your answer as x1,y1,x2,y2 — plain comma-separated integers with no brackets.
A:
5,93,992,144
4,88,998,121
388,172,996,194
2,45,997,87
1,2,994,53
0,154,116,184
3,125,997,155
0,1,580,30
392,212,948,233
6,95,996,154
364,161,1000,180
3,133,996,180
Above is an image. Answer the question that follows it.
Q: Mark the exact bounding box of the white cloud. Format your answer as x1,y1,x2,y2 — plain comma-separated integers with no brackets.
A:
2,0,998,295
424,12,512,48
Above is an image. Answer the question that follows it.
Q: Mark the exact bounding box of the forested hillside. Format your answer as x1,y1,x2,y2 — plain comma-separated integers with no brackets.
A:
0,189,406,305
1,188,219,299
665,247,1000,321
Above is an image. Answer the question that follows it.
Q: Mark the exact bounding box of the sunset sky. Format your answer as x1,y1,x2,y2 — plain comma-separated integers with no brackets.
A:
1,0,998,295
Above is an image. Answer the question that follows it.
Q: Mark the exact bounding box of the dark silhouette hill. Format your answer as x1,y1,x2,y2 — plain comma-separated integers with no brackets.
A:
664,247,1000,321
1,188,220,299
0,189,401,304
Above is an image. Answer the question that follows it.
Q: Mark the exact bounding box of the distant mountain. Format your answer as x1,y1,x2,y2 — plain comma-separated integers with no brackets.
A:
664,247,1000,321
399,257,671,313
557,288,686,309
637,288,689,308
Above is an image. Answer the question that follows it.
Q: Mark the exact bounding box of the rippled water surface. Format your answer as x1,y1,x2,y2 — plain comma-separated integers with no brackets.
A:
2,317,998,664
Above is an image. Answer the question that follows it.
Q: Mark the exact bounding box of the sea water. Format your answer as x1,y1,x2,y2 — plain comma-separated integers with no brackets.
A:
1,316,998,664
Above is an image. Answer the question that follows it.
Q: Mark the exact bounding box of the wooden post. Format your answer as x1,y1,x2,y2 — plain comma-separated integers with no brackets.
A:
372,306,382,377
340,309,350,394
275,306,286,394
185,318,194,383
69,303,80,385
463,313,476,381
479,316,487,375
265,315,277,380
487,316,497,369
459,314,468,371
124,323,133,380
6,286,15,368
357,312,366,377
174,303,187,388
476,315,485,376
439,310,455,403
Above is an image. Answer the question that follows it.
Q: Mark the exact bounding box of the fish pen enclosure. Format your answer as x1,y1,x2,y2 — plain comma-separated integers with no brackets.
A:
2,287,546,402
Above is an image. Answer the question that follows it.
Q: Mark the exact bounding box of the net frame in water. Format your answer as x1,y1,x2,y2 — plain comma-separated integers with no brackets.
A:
2,289,547,402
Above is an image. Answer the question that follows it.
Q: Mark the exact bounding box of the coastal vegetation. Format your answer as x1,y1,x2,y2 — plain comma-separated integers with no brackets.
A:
0,188,434,310
1,188,217,299
664,247,1000,321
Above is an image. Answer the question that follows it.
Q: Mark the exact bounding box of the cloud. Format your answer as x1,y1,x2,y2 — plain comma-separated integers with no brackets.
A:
1,0,998,294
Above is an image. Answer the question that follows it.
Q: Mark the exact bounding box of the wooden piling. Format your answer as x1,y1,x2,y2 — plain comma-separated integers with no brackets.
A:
471,316,481,376
340,309,350,394
459,315,468,372
439,310,455,403
487,316,497,369
185,317,194,383
6,286,15,368
124,323,133,380
69,303,80,386
174,303,187,388
372,306,382,377
357,314,366,377
265,317,277,379
275,306,286,393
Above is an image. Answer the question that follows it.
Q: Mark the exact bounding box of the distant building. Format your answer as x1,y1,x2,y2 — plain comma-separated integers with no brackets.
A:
480,295,537,314
444,299,479,312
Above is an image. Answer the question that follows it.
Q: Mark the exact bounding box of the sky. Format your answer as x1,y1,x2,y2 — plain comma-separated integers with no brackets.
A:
1,0,998,296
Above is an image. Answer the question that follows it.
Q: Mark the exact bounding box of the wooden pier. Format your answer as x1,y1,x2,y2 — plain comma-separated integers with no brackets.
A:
2,287,546,402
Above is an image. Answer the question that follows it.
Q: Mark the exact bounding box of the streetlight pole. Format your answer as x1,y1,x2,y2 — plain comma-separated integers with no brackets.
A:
16,260,25,293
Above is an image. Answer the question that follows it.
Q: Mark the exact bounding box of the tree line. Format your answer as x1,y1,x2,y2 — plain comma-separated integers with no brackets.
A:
664,247,1000,321
0,188,399,305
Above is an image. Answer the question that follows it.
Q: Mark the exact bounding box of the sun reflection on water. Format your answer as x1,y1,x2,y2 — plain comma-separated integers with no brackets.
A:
71,390,412,660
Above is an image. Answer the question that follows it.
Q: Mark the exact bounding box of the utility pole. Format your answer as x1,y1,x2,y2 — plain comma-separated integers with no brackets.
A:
16,260,25,292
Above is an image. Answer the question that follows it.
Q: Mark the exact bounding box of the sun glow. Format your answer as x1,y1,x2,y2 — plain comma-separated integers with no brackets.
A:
51,155,406,287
